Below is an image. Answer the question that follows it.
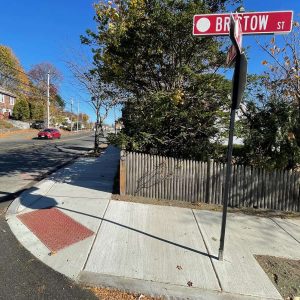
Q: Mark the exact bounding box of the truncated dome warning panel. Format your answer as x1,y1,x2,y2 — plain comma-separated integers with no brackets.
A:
18,208,94,252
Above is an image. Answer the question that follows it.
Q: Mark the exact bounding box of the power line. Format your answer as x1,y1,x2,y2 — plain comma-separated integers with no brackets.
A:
0,61,36,80
0,71,45,94
0,72,64,101
0,61,96,110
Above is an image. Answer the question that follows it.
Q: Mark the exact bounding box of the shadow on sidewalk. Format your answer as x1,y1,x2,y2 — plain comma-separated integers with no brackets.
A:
16,187,217,260
59,205,219,260
15,145,217,261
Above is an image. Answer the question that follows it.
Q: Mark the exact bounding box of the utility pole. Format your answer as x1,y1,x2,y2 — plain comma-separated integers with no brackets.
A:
114,106,117,134
77,99,79,132
70,98,73,132
47,72,50,128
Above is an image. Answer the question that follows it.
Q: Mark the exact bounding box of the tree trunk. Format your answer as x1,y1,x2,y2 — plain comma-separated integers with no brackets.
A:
94,108,100,153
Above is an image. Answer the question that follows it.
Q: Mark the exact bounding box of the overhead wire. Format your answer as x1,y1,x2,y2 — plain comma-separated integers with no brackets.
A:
0,61,36,80
0,62,93,119
0,71,45,94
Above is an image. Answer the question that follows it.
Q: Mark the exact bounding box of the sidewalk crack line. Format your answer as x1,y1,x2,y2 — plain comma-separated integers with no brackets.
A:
192,209,223,291
270,218,300,244
81,198,111,272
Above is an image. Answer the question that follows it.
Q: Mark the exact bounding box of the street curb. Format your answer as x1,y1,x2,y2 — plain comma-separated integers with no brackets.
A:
5,155,80,219
56,145,94,155
78,271,274,300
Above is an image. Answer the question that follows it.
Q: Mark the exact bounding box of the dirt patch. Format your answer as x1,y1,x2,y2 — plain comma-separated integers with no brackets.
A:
0,128,39,139
88,287,162,300
112,194,222,211
111,194,300,219
256,255,300,299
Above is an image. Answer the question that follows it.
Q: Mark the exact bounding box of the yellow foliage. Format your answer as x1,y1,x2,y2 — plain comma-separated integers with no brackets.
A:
171,89,184,105
129,0,145,9
0,45,30,95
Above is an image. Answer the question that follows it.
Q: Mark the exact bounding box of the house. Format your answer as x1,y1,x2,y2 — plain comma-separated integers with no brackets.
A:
0,87,16,119
212,107,244,146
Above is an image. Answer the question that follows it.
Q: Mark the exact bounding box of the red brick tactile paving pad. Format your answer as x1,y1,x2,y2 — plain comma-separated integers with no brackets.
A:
17,208,94,252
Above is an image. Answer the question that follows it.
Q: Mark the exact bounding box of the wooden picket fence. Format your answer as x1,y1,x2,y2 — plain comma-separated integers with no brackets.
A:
119,151,300,212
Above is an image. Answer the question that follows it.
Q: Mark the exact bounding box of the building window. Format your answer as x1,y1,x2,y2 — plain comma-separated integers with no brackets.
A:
0,94,4,103
9,97,15,105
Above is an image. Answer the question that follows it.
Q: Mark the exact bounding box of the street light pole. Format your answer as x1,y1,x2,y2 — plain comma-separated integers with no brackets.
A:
47,72,50,128
77,99,79,132
70,98,73,132
114,106,117,134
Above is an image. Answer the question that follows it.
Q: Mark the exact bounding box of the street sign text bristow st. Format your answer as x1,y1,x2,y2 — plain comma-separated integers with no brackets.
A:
193,11,293,36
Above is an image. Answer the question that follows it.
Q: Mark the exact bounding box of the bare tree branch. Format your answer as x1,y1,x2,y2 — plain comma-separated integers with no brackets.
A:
65,49,126,152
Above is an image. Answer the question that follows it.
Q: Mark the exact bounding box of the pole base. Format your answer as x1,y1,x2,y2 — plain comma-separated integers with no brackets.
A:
218,249,223,261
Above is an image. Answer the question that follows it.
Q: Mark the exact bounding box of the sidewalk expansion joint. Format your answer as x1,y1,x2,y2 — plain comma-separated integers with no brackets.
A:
80,198,111,273
270,217,300,244
191,209,223,292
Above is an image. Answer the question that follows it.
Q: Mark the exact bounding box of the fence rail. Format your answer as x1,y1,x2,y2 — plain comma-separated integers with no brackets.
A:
120,151,300,212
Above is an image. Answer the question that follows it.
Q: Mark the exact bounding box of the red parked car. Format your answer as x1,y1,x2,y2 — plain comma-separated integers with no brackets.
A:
37,128,61,139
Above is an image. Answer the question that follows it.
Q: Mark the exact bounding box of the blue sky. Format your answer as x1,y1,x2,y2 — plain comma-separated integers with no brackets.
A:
237,1,299,73
0,0,299,123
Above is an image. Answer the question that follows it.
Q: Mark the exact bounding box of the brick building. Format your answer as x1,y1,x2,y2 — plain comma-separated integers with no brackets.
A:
0,87,16,119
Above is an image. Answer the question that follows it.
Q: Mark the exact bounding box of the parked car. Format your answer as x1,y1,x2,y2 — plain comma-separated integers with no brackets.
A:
37,128,61,139
31,120,45,129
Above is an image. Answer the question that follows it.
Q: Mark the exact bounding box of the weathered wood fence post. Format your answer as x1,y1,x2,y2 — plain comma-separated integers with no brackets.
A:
120,149,126,196
206,158,214,203
123,151,300,212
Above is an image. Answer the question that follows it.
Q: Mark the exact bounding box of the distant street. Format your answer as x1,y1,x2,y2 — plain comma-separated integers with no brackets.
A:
0,131,97,205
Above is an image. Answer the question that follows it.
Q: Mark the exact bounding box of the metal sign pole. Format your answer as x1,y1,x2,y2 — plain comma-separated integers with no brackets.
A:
218,15,247,261
218,106,237,260
192,8,290,262
218,53,240,261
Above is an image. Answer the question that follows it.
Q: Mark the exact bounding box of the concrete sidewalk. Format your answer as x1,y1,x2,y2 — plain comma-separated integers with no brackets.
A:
6,146,300,300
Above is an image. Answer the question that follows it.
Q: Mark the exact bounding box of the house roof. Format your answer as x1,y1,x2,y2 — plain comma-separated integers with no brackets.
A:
0,87,16,97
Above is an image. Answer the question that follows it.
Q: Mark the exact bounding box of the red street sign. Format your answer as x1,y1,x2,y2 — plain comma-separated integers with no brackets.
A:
230,14,242,53
193,11,293,36
226,45,237,66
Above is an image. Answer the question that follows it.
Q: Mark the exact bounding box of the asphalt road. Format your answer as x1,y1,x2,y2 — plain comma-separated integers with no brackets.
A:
0,132,100,300
0,132,96,201
0,210,98,300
